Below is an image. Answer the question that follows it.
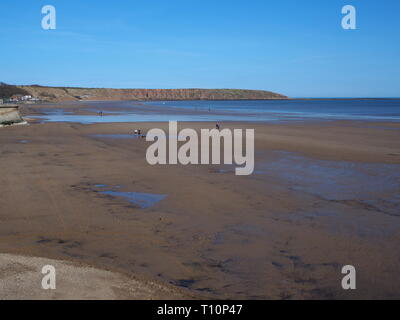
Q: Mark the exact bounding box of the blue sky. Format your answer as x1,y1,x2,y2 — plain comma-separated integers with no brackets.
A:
0,0,399,97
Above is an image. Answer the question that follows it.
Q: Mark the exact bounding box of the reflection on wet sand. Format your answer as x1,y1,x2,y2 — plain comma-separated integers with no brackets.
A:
99,190,167,209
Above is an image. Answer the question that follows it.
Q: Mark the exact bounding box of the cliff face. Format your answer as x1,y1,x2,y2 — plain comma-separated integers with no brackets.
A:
18,86,287,102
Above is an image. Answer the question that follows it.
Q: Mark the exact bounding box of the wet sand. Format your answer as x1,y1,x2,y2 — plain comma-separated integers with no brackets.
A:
1,105,400,299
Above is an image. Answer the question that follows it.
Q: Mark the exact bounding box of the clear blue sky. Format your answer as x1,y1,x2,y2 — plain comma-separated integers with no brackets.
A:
0,0,399,97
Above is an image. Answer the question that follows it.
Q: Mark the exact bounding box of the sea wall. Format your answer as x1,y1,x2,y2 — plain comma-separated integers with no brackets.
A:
0,106,24,126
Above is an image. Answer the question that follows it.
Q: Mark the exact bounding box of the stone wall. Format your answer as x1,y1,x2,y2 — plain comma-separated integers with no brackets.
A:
0,106,24,125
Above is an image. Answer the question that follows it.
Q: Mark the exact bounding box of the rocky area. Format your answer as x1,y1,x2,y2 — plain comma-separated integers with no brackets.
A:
17,85,287,102
0,105,26,126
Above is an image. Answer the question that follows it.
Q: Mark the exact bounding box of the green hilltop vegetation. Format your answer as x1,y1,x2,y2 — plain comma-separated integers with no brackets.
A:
0,83,31,100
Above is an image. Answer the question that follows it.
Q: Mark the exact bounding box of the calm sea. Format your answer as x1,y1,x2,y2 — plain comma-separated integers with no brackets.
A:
34,99,400,123
142,99,400,121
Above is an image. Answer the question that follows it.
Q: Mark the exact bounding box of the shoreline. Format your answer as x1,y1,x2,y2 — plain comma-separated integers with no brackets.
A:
19,100,400,125
11,97,400,106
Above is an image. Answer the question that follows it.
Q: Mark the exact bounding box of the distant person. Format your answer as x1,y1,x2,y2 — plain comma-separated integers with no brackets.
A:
99,111,103,117
216,123,220,130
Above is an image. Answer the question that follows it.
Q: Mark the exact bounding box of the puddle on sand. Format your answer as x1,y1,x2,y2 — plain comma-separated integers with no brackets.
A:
215,168,264,175
217,151,400,200
212,224,267,246
214,151,400,217
19,140,29,144
259,151,400,201
91,134,140,139
100,190,167,209
31,111,261,124
94,184,121,189
92,133,185,140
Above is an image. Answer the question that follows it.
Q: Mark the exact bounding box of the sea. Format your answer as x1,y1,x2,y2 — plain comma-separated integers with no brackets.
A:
33,99,400,124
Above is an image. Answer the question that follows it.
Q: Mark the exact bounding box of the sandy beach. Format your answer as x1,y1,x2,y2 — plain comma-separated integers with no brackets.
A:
1,103,400,299
0,253,190,300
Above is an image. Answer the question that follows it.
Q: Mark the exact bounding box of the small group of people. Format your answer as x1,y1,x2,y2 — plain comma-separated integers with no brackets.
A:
132,124,220,138
133,129,146,138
